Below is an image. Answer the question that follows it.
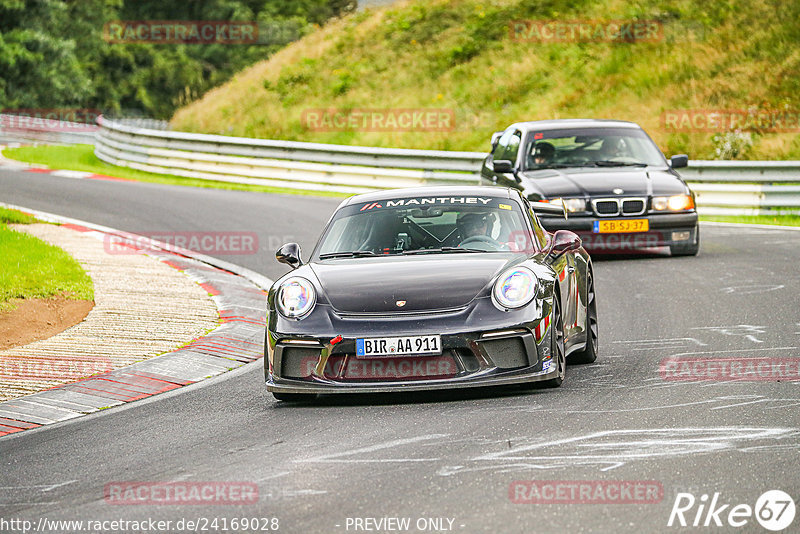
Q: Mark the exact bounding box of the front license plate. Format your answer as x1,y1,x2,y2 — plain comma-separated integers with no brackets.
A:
356,335,441,357
593,219,649,233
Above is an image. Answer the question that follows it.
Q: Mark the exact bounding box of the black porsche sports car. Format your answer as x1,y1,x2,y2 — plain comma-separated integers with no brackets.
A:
481,119,699,256
265,186,597,401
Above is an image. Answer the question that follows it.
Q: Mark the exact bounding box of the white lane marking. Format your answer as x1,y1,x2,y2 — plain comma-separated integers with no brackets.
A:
255,472,291,483
49,170,94,179
692,325,767,344
720,284,785,295
437,427,798,476
565,399,720,413
280,489,327,497
669,346,797,357
296,434,448,464
0,502,60,506
613,337,707,350
0,480,76,492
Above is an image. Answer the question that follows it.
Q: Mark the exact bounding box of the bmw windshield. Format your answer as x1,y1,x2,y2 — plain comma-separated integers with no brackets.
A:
313,196,536,258
523,127,667,170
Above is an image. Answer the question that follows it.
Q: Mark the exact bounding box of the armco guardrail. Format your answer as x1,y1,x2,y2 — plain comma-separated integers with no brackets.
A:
682,162,800,215
94,117,800,213
95,116,484,194
0,113,97,145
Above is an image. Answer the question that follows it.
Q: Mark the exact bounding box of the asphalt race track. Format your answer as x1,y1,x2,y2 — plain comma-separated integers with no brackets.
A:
2,169,799,533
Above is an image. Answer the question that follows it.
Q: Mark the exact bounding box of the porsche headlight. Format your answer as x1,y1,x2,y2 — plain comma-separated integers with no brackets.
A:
493,267,539,310
652,194,694,211
276,277,316,318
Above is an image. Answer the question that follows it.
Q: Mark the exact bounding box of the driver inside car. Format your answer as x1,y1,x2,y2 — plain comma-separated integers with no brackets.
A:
456,212,509,251
531,141,555,166
459,212,490,240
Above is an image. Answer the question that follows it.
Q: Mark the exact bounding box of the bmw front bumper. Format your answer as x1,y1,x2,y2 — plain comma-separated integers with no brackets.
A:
538,212,698,251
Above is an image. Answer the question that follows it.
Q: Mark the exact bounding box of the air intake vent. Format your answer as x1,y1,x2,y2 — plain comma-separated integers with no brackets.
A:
480,337,529,369
594,200,619,216
622,199,645,215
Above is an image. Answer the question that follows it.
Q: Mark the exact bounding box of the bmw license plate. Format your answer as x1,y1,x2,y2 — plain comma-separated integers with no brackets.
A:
356,335,441,357
593,219,649,233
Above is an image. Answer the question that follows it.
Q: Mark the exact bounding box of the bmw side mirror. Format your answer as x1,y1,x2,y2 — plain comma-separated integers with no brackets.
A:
670,154,689,169
547,230,582,258
276,242,302,269
492,160,514,173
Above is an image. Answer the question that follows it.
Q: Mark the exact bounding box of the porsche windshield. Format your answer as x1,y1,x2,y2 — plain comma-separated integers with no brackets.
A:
523,127,666,170
314,196,534,258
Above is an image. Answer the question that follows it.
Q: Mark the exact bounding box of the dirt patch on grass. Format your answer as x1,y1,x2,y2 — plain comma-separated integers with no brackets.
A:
0,294,94,350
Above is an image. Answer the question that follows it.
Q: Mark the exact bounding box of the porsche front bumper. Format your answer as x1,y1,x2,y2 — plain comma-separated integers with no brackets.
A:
265,298,559,394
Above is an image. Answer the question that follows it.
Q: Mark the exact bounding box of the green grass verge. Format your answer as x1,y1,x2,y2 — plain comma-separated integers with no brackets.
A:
0,223,94,312
0,207,37,225
171,0,800,160
700,215,800,227
2,145,349,198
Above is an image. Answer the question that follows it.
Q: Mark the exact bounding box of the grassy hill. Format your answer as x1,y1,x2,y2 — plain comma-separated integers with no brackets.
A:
171,0,800,160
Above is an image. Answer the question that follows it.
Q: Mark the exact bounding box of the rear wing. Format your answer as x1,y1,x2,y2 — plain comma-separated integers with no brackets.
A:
530,200,569,219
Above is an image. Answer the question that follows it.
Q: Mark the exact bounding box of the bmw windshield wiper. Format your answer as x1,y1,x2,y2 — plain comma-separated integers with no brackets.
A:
530,163,580,169
591,161,648,167
319,251,378,259
402,247,483,255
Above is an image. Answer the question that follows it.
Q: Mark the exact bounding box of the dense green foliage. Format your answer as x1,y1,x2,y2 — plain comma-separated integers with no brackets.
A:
0,0,355,118
173,0,800,159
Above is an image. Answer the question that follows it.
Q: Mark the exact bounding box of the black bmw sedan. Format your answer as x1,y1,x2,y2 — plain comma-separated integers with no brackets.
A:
481,119,699,256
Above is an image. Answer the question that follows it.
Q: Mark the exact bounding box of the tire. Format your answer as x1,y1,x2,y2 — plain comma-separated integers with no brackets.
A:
670,224,700,256
542,297,566,388
272,392,312,402
569,268,598,365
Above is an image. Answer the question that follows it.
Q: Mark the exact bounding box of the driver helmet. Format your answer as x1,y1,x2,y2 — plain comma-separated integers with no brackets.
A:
532,141,555,164
600,137,629,158
458,212,490,238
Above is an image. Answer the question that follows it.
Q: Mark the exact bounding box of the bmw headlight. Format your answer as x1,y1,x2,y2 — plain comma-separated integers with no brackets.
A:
560,198,587,213
547,198,586,213
493,267,539,310
276,277,316,318
652,194,695,211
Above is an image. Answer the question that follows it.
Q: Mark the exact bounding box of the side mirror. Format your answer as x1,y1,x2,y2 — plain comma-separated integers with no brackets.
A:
670,154,688,169
276,242,302,269
547,230,582,257
492,159,514,173
490,131,504,150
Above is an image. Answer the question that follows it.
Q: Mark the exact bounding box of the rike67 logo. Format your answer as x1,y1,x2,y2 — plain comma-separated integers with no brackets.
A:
668,490,795,531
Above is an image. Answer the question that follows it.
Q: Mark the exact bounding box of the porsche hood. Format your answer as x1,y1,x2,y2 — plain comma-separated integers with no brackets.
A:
309,254,519,313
